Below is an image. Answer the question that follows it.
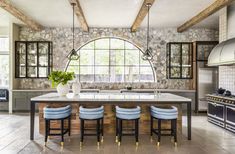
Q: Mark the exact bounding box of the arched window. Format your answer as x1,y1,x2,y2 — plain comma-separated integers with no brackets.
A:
66,37,155,82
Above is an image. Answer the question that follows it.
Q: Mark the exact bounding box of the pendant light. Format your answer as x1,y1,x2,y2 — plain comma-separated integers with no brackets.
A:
67,3,80,60
142,3,153,61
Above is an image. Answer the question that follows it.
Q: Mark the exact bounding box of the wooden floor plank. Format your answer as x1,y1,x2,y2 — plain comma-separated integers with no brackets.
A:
0,113,234,154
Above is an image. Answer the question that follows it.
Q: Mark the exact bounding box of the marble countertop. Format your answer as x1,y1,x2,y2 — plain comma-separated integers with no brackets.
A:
12,89,195,93
31,92,191,103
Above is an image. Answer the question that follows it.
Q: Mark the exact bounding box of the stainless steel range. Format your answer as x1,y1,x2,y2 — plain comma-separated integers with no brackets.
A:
206,94,235,133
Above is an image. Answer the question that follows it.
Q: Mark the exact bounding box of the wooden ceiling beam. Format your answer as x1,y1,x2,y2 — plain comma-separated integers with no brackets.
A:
0,0,43,31
68,0,89,32
131,0,155,32
177,0,235,33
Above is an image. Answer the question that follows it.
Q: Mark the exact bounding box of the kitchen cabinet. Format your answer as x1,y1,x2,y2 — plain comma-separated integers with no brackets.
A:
167,42,193,79
13,91,43,111
194,41,218,66
15,41,53,78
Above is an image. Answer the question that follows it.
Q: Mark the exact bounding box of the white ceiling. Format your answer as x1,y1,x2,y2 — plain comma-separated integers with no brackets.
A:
0,0,219,29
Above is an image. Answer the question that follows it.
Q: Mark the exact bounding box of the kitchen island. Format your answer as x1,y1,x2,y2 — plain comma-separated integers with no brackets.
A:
30,92,192,140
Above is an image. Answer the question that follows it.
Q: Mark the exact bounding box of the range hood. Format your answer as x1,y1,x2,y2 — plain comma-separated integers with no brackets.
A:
208,37,235,66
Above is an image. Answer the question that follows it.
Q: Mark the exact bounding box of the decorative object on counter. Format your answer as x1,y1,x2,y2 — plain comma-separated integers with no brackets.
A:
72,75,81,95
142,3,153,61
225,90,231,96
66,3,79,61
166,42,193,79
15,41,53,78
217,87,226,95
48,71,75,96
126,86,132,91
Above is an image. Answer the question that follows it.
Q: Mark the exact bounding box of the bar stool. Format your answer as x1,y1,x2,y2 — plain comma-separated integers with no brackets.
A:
150,106,178,146
79,106,104,146
43,105,72,147
115,106,141,146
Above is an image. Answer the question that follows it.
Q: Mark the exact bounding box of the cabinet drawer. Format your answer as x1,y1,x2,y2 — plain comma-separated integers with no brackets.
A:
226,106,235,125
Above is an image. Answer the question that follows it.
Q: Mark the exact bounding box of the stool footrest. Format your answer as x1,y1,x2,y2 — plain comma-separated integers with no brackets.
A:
49,129,69,136
122,133,135,136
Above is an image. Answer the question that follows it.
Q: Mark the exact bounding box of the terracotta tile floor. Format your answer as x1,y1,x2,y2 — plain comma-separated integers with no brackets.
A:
0,113,234,154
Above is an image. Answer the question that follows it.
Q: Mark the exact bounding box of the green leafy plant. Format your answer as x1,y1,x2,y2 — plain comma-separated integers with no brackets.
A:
48,71,75,87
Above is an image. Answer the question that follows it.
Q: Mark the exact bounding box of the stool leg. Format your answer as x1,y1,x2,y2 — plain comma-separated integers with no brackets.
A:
116,117,118,143
171,119,174,141
80,119,84,146
44,119,48,146
118,119,122,146
157,119,161,146
174,119,177,146
61,119,64,147
97,119,100,146
171,119,173,136
68,116,71,136
48,119,50,140
101,118,104,142
135,119,139,146
150,116,153,139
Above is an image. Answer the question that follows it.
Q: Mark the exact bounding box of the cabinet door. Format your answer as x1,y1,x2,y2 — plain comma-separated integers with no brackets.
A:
14,96,29,111
181,44,192,78
169,44,181,78
197,44,217,61
15,42,26,77
208,102,224,120
38,42,50,77
208,102,216,116
215,103,224,120
27,43,38,77
226,106,235,125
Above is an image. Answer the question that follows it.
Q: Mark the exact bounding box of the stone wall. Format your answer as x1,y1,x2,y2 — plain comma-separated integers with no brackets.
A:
17,27,218,90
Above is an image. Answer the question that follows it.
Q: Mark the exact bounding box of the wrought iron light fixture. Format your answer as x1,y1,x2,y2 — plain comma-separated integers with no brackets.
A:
67,3,79,60
142,3,153,60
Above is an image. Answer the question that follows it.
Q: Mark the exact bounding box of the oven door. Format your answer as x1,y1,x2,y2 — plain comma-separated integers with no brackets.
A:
226,106,235,125
208,102,224,121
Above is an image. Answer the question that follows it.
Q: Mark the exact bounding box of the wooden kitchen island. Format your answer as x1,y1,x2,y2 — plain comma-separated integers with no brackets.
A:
30,92,192,140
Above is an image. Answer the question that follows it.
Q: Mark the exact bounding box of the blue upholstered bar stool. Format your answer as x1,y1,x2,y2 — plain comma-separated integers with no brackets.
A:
43,105,72,147
150,106,178,146
115,106,141,146
79,106,104,146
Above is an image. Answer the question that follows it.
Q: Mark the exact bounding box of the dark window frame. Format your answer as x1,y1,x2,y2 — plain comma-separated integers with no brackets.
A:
65,37,156,83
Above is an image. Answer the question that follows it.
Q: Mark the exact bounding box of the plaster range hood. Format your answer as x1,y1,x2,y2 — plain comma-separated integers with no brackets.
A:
208,37,235,66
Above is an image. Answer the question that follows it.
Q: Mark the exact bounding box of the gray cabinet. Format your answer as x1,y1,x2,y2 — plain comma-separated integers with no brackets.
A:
13,91,44,111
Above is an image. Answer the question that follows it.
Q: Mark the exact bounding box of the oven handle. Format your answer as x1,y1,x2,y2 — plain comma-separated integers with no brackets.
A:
227,106,235,111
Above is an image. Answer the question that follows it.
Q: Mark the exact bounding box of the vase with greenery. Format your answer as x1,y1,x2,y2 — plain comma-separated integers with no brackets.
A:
48,71,75,96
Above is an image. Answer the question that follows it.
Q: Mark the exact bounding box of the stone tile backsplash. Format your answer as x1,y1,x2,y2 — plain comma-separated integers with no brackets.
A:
17,27,218,90
219,65,235,94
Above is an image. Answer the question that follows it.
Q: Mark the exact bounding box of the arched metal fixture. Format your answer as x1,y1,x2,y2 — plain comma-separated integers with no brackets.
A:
67,3,80,60
142,3,153,61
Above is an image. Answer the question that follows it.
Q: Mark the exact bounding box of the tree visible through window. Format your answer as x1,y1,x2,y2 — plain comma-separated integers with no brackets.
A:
66,38,155,82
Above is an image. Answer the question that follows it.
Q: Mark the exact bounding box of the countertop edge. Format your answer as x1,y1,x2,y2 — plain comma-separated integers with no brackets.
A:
12,89,196,93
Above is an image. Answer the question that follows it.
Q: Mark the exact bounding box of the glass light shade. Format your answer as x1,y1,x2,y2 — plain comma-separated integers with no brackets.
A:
142,48,153,60
67,49,80,60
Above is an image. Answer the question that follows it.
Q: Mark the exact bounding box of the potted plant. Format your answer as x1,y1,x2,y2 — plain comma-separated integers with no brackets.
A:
48,71,75,96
